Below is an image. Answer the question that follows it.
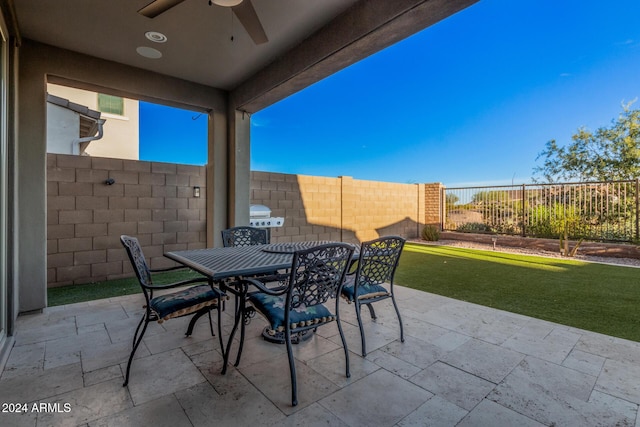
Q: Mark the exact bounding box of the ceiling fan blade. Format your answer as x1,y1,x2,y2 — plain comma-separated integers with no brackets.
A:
138,0,186,18
232,0,268,44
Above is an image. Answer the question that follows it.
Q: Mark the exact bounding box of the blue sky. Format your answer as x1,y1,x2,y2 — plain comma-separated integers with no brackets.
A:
141,0,640,187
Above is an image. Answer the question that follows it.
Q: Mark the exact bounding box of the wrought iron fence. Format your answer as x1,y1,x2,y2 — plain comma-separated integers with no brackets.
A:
443,180,640,242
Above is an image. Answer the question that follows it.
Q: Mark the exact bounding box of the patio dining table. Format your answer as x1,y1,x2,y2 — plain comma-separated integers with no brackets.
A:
165,240,358,373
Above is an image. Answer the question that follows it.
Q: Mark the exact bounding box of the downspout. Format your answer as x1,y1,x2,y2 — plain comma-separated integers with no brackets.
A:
72,118,105,155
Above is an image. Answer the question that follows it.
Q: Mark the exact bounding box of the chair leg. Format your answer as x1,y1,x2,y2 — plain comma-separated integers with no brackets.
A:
216,298,225,357
131,314,145,350
284,328,298,406
336,316,351,379
233,303,247,367
354,302,367,357
207,310,214,336
185,309,210,337
365,303,377,320
391,294,404,342
222,294,243,375
124,314,149,387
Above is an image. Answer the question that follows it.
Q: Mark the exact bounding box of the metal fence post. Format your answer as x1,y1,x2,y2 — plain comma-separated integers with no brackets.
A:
636,178,640,242
521,184,526,237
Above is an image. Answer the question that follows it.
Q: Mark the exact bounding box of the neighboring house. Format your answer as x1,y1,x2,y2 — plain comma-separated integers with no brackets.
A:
46,83,139,159
46,94,105,156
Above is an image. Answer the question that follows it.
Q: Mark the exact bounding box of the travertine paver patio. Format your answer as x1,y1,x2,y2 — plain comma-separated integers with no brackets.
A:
1,285,640,426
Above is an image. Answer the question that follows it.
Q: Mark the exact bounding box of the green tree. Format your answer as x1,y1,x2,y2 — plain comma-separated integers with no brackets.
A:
533,103,640,182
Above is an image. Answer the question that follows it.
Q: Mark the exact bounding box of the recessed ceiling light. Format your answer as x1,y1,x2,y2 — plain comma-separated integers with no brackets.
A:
211,0,243,6
145,31,167,43
136,46,162,59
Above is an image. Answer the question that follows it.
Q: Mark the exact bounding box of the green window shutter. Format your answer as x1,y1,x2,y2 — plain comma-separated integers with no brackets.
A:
97,94,124,115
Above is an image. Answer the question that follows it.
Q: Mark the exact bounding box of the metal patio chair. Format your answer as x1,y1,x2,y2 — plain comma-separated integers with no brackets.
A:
120,235,225,387
221,226,268,247
230,243,355,406
341,236,405,356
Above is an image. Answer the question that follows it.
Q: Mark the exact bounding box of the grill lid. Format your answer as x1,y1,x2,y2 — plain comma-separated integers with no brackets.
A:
250,204,271,218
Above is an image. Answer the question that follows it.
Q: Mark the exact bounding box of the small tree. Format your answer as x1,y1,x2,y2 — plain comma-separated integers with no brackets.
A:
533,102,640,183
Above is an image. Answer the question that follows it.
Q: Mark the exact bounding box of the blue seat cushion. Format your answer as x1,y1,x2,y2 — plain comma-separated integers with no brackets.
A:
150,284,222,322
341,275,390,302
248,293,335,333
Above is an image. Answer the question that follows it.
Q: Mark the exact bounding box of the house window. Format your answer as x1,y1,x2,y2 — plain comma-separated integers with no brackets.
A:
97,93,124,115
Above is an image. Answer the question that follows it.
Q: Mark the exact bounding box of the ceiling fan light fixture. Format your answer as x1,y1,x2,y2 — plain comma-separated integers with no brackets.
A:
212,0,243,7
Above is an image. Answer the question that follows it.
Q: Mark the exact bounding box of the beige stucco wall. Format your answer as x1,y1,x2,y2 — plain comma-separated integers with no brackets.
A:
47,83,139,160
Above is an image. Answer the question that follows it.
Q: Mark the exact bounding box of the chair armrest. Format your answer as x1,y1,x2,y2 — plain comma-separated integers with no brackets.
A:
241,277,289,296
149,265,186,273
145,277,213,291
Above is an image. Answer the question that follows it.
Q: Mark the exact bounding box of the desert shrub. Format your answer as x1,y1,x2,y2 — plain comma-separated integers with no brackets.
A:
456,222,491,233
421,225,440,241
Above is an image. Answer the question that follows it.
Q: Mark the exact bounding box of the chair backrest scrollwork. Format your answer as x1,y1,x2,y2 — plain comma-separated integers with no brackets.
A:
355,236,405,288
221,226,268,247
120,235,153,289
289,243,354,308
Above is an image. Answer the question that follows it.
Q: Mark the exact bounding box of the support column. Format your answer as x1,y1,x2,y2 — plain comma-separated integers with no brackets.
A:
227,109,251,228
207,111,228,247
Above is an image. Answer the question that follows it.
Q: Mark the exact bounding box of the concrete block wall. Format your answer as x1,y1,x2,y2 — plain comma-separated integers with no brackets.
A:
47,153,206,287
251,172,427,244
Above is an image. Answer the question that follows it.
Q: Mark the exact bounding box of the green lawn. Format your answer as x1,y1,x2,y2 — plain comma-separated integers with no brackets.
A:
396,243,640,342
48,242,640,342
47,269,201,307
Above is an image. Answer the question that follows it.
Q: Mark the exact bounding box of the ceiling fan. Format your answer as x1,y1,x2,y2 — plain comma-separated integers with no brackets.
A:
138,0,268,45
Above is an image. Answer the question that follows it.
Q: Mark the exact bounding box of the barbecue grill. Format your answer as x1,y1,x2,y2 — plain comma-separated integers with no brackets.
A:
249,204,284,229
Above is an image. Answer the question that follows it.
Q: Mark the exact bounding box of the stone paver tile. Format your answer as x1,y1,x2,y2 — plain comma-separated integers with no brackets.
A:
306,347,379,387
37,378,131,427
176,381,285,426
122,348,206,406
379,337,445,369
595,359,640,404
503,325,581,364
430,331,471,352
14,322,77,346
514,356,596,401
409,362,495,411
142,323,214,355
562,348,606,377
366,349,422,379
239,353,340,415
81,340,150,373
293,334,342,363
1,342,45,380
45,330,111,370
589,390,639,421
457,399,545,427
489,358,631,426
455,313,528,345
89,395,191,427
0,409,37,427
441,338,525,384
76,307,128,328
575,333,640,365
0,362,83,403
397,395,467,427
84,365,123,387
403,316,449,344
329,318,399,357
103,316,163,344
265,402,348,427
319,369,433,427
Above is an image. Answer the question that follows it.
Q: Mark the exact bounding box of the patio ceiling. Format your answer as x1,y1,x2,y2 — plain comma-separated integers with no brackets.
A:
8,0,479,112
